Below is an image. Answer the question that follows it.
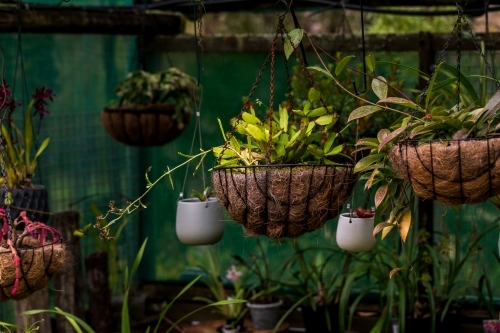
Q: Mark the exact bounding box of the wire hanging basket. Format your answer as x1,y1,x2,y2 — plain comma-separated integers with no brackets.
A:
0,211,65,302
213,164,354,238
390,138,500,206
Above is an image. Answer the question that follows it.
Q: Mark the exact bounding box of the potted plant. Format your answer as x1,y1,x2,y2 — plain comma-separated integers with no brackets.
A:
232,238,282,331
336,205,377,252
194,246,249,332
212,87,355,239
0,83,55,222
0,208,65,301
101,68,197,146
176,187,224,246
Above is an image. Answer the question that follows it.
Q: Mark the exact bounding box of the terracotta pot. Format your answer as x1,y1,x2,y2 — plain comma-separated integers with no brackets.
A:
101,103,190,146
336,213,376,252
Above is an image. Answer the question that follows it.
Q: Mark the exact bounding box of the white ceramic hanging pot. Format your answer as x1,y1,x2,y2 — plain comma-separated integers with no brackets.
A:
336,213,376,252
176,198,224,246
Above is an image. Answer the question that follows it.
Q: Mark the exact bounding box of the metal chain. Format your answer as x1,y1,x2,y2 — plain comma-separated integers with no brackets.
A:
457,9,462,109
0,119,13,240
216,17,283,163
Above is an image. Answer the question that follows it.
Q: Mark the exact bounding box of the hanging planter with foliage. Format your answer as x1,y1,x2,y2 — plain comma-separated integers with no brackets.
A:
212,14,355,239
336,207,376,252
0,210,65,301
101,68,197,146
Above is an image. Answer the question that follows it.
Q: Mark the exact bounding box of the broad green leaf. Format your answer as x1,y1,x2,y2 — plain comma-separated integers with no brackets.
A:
348,105,382,122
354,153,385,173
425,62,445,109
334,55,355,77
372,76,388,100
325,144,343,156
285,129,303,148
365,54,376,72
284,28,305,59
377,97,419,110
374,184,388,208
377,129,390,143
292,109,305,116
356,137,379,149
308,87,321,103
280,108,288,132
398,210,412,243
315,114,335,126
307,66,334,80
323,132,337,153
242,112,261,125
307,107,328,117
244,123,267,142
441,62,480,107
306,121,315,135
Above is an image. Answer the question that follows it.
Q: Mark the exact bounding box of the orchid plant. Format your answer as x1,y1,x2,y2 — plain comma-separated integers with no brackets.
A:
0,82,56,189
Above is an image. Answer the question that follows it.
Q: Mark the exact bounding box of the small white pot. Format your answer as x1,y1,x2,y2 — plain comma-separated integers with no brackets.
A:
176,198,224,246
336,213,376,252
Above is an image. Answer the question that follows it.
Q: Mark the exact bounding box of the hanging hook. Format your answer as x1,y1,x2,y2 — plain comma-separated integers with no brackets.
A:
353,0,367,95
274,0,290,18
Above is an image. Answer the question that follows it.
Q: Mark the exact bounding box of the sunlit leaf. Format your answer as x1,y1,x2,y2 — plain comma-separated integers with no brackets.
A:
365,166,379,189
307,107,328,117
308,87,321,103
373,222,395,237
242,112,261,125
398,210,412,243
325,144,343,156
323,132,338,153
348,105,382,122
354,153,385,173
374,184,388,208
378,126,406,152
377,97,419,110
372,76,388,100
279,107,289,132
315,114,334,126
365,54,376,72
284,28,305,59
244,123,267,142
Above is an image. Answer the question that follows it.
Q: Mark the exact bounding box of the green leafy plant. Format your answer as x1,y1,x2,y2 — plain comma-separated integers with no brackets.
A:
0,85,55,189
213,87,348,167
110,68,198,129
231,238,281,304
22,239,246,333
193,246,249,323
191,187,212,201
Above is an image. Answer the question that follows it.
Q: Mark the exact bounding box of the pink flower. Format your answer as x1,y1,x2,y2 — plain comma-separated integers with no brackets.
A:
226,265,242,283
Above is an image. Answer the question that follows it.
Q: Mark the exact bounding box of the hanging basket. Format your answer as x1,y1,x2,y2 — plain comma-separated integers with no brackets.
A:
389,138,500,205
336,213,376,252
100,103,191,146
212,164,355,239
0,211,65,302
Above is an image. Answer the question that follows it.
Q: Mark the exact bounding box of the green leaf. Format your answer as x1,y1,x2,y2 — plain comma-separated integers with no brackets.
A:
372,76,388,100
377,97,419,110
284,28,304,60
323,132,337,153
244,123,267,142
373,222,395,237
348,105,382,122
374,185,388,208
307,66,334,80
315,115,335,126
378,126,406,152
354,153,385,173
425,62,445,109
306,121,315,135
365,54,376,73
242,112,261,125
325,144,343,156
279,107,289,132
22,308,96,333
306,107,328,117
308,87,321,103
334,55,355,77
441,62,480,107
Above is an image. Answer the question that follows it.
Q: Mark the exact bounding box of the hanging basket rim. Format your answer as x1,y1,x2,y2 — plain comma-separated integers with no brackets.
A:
213,163,354,171
0,239,63,253
103,103,177,114
397,136,500,145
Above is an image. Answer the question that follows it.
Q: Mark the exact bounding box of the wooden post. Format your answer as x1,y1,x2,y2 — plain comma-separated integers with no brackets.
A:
14,288,52,333
86,251,113,333
52,211,85,333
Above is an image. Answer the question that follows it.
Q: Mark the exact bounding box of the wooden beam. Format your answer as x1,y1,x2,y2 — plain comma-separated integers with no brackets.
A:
0,7,185,34
145,32,500,54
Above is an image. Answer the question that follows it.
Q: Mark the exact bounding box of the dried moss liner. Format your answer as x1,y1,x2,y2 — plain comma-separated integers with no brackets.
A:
0,238,65,302
101,103,191,146
213,164,355,239
389,138,500,205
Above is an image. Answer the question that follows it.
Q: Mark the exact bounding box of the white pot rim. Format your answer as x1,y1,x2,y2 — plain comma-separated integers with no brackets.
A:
178,197,219,203
340,213,374,220
246,299,283,309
